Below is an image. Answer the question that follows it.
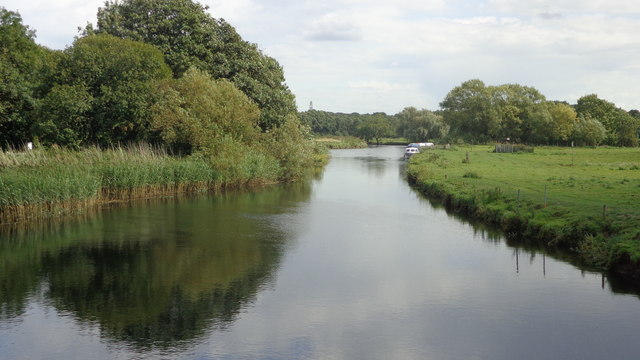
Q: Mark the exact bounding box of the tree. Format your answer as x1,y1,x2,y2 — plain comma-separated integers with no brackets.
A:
150,67,261,154
440,80,552,144
91,0,296,130
357,114,393,144
548,102,577,145
440,79,493,143
575,94,639,146
396,107,448,142
571,114,606,146
0,8,51,147
45,34,172,146
32,84,93,148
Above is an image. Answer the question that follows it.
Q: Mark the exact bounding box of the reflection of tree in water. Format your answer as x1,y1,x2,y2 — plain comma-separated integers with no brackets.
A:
0,180,313,349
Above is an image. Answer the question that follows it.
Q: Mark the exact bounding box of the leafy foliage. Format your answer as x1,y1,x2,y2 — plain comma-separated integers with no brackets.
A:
575,94,639,147
32,34,172,147
92,0,297,130
440,80,640,146
150,68,261,153
396,107,448,142
0,8,52,147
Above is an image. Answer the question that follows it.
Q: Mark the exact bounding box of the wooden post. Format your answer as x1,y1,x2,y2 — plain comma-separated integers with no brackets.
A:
465,152,470,163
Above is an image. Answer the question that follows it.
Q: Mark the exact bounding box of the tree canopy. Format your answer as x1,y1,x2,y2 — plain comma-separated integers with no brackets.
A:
575,94,639,147
91,0,297,130
0,8,52,147
34,34,172,147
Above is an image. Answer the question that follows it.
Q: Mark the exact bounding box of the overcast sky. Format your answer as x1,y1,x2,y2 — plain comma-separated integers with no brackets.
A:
4,0,640,114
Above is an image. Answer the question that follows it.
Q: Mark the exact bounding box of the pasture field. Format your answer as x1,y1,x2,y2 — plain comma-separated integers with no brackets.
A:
407,146,640,271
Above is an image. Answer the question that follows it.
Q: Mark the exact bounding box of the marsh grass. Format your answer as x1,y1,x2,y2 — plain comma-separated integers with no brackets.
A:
314,136,368,149
408,146,640,269
0,144,288,224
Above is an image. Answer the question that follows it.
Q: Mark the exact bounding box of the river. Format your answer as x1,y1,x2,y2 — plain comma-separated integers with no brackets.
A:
1,146,640,359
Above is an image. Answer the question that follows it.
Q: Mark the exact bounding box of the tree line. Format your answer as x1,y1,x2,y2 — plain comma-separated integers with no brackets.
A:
301,80,640,146
1,0,320,178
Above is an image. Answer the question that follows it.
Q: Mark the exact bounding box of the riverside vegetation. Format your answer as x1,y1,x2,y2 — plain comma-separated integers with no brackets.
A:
407,146,640,280
0,143,326,224
1,0,326,224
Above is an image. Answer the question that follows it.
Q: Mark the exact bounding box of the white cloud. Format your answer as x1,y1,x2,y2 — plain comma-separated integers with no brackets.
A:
348,81,414,92
304,13,362,41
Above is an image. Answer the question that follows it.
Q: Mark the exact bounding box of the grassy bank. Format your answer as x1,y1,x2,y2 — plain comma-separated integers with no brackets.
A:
1,144,327,224
407,146,640,279
314,136,368,149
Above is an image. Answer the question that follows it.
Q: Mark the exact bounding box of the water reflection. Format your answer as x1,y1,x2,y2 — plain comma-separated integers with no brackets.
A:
2,147,640,360
0,181,314,350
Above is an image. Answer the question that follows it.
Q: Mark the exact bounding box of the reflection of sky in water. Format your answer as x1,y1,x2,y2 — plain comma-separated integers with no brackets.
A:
2,146,640,360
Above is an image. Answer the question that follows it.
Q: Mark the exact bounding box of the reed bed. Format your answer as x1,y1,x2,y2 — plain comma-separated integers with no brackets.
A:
0,144,284,224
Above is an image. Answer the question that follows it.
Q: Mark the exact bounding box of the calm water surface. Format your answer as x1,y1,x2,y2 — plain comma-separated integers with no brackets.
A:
2,146,640,359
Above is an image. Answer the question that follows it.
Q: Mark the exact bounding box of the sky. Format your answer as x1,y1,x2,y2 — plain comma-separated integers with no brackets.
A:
4,0,640,114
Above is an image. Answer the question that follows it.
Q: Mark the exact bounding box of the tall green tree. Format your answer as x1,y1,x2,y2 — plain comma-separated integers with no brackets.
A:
575,94,639,146
440,79,493,142
33,84,93,148
150,67,261,154
37,34,172,146
357,114,393,144
0,8,51,147
441,80,551,144
571,114,606,146
91,0,297,130
396,107,448,142
548,102,577,145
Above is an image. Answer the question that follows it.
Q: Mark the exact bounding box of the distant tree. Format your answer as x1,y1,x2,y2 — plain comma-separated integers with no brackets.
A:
548,102,578,145
357,114,393,144
0,8,51,147
396,107,448,142
575,94,639,146
440,79,493,143
441,80,551,144
91,0,296,130
571,114,606,146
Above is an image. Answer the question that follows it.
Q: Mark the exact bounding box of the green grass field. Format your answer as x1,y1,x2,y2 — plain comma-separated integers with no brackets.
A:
407,145,640,270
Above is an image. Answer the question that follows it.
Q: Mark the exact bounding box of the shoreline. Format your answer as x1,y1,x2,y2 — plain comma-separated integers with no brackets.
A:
405,147,640,285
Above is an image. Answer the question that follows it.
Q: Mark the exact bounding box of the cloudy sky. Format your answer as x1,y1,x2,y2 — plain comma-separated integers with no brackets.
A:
4,0,640,114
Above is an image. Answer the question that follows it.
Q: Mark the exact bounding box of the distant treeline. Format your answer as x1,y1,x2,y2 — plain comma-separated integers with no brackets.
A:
301,80,640,146
1,0,321,180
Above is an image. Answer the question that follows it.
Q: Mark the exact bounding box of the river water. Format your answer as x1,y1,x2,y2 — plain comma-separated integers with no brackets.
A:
1,146,640,359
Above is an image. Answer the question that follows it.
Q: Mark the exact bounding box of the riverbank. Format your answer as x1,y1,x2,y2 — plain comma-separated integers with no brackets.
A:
0,144,328,225
406,145,640,282
314,136,368,149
